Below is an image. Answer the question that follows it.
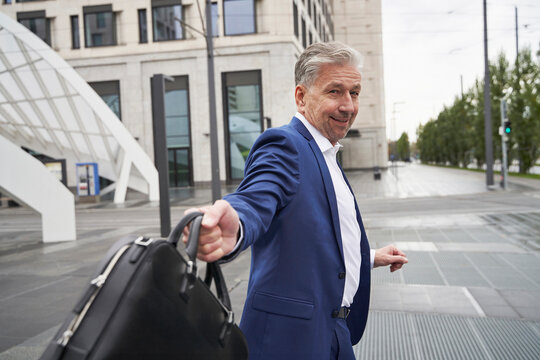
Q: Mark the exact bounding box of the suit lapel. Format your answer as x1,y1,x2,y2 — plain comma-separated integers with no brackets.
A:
292,117,344,261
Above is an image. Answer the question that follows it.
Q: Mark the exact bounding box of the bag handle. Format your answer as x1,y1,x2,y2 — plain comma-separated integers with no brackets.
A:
167,211,203,261
167,212,232,310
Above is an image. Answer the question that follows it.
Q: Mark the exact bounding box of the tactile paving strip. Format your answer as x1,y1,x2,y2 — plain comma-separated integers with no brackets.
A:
354,311,540,360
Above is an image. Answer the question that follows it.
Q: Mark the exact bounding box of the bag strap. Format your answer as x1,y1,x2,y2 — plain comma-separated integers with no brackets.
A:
205,262,232,310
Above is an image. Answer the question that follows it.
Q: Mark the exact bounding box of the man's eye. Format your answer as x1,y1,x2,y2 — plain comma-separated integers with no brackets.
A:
351,91,360,97
329,90,339,94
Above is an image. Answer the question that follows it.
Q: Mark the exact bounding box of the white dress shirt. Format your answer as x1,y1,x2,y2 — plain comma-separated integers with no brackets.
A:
296,113,373,307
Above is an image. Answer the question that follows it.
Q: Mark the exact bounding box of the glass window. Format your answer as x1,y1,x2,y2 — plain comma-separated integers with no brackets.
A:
138,9,148,43
152,4,183,41
223,71,263,180
17,11,50,45
71,15,80,49
301,17,306,48
293,1,299,39
83,5,116,47
164,77,190,148
89,81,121,120
224,0,255,36
308,0,311,17
168,148,191,187
4,0,13,4
164,76,192,187
211,2,219,37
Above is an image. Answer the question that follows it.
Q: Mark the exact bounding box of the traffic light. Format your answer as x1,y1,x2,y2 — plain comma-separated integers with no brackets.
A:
504,120,511,134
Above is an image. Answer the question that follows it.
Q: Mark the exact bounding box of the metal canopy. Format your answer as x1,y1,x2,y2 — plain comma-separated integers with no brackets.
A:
0,12,158,203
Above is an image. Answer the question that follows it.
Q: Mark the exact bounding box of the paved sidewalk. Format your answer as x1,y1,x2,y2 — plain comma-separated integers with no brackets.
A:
1,164,540,359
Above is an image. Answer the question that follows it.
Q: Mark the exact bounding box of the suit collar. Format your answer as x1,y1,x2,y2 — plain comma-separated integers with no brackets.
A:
293,113,342,155
291,116,312,141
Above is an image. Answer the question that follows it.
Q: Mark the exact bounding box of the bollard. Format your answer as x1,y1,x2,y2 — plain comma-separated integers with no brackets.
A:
373,166,381,180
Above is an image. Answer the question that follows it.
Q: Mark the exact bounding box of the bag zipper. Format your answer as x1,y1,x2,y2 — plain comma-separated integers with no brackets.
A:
56,237,145,347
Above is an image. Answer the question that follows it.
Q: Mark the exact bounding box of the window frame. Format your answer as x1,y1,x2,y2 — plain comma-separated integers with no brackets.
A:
70,15,80,49
83,4,117,48
164,75,193,187
221,70,264,182
293,1,299,39
223,0,256,36
88,80,122,121
138,9,148,43
151,2,184,42
301,16,306,48
211,2,219,37
17,10,51,45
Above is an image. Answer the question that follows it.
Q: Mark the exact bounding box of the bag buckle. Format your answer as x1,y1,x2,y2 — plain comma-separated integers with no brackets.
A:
179,260,197,302
135,237,153,247
218,310,234,347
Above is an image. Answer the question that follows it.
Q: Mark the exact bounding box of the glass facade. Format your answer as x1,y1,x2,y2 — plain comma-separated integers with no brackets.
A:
224,0,255,35
152,4,183,41
223,71,263,181
165,76,191,187
83,6,116,47
89,81,121,120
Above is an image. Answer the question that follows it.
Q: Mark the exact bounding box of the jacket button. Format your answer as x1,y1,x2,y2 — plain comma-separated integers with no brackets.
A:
338,272,346,279
332,310,339,318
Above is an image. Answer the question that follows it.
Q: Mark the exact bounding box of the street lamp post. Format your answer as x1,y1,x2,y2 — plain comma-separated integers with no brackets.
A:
205,0,221,202
483,0,495,188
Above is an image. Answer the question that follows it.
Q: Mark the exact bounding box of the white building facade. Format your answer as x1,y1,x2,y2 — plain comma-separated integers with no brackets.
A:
1,0,386,188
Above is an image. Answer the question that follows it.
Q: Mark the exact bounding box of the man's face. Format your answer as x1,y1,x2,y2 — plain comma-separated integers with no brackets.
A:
296,63,361,145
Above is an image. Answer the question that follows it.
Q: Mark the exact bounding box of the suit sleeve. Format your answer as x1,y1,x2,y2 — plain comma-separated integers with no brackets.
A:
223,128,300,252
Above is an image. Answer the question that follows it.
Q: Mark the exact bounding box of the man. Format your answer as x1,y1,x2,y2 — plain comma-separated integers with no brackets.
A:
187,42,408,359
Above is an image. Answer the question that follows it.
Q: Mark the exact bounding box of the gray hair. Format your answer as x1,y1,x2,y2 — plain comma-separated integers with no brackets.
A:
295,42,363,87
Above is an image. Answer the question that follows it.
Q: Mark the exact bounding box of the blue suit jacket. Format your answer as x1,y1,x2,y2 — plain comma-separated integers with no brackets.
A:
224,117,371,359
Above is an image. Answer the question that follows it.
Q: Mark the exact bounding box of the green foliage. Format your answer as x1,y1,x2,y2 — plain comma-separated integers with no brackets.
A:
417,48,540,174
396,132,410,160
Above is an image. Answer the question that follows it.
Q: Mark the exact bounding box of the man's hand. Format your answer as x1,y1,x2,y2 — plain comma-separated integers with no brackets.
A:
183,200,240,262
374,245,408,272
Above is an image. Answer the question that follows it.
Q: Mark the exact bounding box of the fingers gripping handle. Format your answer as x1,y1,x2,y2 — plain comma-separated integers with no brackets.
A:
168,212,233,313
167,211,204,261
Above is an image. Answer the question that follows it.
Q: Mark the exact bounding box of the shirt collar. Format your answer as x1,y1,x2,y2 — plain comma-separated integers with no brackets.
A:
295,112,342,155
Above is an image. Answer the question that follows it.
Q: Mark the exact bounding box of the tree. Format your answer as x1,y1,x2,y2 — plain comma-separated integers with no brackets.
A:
388,140,398,161
396,132,410,161
416,47,539,173
508,48,540,173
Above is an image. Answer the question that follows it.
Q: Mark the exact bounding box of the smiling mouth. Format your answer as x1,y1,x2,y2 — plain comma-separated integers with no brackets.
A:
330,116,349,123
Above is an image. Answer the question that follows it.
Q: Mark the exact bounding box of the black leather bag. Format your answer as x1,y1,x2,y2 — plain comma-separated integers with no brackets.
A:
40,212,248,359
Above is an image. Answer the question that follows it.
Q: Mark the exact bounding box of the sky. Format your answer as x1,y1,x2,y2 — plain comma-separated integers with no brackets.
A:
381,0,540,142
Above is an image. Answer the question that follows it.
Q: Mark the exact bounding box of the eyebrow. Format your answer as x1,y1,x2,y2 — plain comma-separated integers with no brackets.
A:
325,82,361,91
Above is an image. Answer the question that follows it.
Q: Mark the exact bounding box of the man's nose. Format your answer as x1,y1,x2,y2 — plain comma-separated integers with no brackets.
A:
339,93,355,113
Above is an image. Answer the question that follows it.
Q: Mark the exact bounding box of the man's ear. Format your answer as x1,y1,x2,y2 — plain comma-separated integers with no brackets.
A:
295,85,307,113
